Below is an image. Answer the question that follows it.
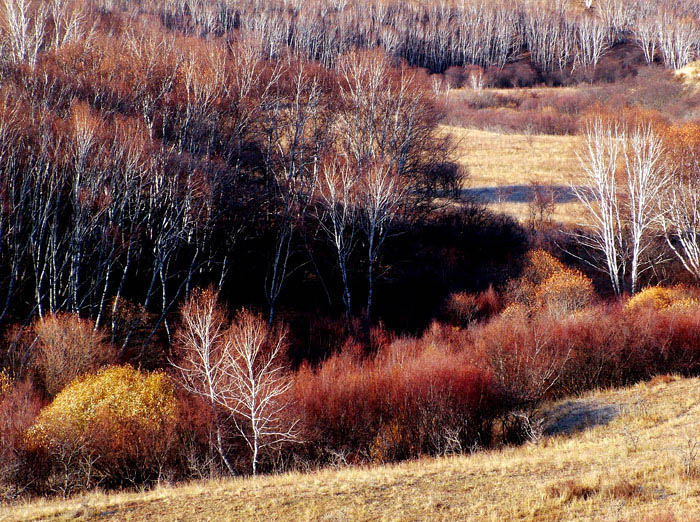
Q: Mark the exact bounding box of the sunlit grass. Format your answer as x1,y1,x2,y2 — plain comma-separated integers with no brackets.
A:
443,125,584,224
5,375,698,521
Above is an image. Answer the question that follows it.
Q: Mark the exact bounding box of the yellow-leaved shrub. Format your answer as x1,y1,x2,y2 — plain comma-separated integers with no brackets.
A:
534,268,596,317
27,366,179,491
520,249,568,286
626,286,699,312
0,369,11,399
506,249,596,317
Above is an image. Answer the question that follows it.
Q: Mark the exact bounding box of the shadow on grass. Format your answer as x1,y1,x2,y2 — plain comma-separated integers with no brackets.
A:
463,185,589,204
543,400,619,436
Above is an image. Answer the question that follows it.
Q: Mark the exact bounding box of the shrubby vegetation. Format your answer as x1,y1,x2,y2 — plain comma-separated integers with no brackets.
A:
4,0,700,505
26,366,179,495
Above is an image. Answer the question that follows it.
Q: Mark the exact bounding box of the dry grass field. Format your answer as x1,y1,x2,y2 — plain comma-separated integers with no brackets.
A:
5,375,700,521
445,125,584,223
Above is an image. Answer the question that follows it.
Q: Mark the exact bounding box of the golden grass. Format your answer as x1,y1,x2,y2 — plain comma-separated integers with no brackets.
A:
444,125,585,223
675,61,700,85
5,375,700,521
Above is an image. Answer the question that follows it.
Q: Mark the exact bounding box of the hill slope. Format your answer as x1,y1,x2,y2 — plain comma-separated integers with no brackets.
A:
4,376,700,521
444,125,584,224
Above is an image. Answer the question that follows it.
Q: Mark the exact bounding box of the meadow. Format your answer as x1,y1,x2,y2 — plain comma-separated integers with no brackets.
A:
4,375,697,521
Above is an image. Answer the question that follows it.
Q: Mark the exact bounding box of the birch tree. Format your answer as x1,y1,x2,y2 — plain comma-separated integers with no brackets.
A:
172,288,236,474
623,124,667,294
174,289,298,476
0,0,46,67
572,118,667,295
358,161,407,326
660,124,700,281
571,119,626,296
315,156,358,324
221,309,297,476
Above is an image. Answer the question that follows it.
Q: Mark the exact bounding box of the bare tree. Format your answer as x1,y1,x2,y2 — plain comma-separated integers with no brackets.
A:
634,16,658,64
260,62,328,324
571,118,626,296
575,15,609,75
660,124,700,281
315,156,359,323
623,124,667,294
572,118,667,295
468,67,485,92
358,161,407,327
661,171,700,281
657,12,697,70
174,289,298,476
173,288,236,474
220,309,297,475
47,0,88,50
0,0,46,67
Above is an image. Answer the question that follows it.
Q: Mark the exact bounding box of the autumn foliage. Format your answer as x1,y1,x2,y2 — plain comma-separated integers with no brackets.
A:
5,0,700,503
506,250,597,317
0,378,42,500
626,286,700,311
26,366,179,493
30,314,118,397
293,340,501,464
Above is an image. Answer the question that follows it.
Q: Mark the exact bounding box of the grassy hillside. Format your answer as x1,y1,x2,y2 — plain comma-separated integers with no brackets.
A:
445,125,584,224
5,375,700,521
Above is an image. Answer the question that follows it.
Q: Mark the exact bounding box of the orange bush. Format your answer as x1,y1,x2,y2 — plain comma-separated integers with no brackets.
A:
506,249,596,317
520,249,568,286
31,314,118,397
534,269,596,317
0,369,11,398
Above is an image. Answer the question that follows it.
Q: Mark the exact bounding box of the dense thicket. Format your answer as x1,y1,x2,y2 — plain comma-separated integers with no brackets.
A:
0,18,472,363
125,0,700,74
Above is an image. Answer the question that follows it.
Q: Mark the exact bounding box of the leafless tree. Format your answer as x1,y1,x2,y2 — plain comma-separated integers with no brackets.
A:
572,118,667,295
575,15,609,75
657,12,697,70
220,309,297,476
661,171,700,281
173,288,237,474
47,0,88,50
571,118,626,296
524,4,573,73
623,124,667,294
315,156,358,323
174,289,298,476
358,161,408,326
260,62,328,324
0,0,46,67
634,16,658,64
660,125,700,281
468,67,485,92
597,0,634,42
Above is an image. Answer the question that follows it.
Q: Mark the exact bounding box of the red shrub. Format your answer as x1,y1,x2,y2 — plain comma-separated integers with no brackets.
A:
470,300,700,401
472,310,572,406
441,286,502,327
444,66,467,88
444,105,578,135
292,340,501,464
30,314,118,397
0,379,43,500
